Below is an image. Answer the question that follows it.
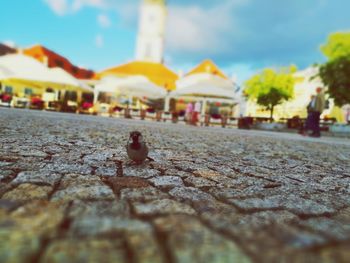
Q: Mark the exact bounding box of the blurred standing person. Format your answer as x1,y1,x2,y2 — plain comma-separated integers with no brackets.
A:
193,101,202,126
185,102,193,125
169,98,178,123
299,95,316,135
310,87,325,137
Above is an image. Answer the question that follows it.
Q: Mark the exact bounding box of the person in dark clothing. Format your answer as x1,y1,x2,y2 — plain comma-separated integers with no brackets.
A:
309,87,325,137
299,95,315,135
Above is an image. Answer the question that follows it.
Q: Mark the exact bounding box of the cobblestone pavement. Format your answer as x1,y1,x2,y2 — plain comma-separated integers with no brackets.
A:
1,108,350,263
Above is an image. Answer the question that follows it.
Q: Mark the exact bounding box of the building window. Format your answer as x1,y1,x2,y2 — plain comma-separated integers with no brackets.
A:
24,88,33,95
5,86,13,94
64,91,77,101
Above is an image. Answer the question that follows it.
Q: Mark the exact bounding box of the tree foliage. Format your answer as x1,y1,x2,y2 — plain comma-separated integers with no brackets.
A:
244,66,296,119
319,57,350,106
321,32,350,60
319,32,350,106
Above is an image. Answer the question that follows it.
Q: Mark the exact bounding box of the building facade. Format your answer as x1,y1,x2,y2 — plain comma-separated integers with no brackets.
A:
244,67,346,122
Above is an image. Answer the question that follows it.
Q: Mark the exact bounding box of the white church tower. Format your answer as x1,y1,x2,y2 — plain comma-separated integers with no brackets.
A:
135,0,166,64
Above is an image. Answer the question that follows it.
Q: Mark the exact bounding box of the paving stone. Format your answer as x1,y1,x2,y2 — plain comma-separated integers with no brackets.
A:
169,187,215,203
106,176,150,193
120,187,169,202
193,169,240,187
319,243,350,263
123,166,160,178
43,162,92,175
0,161,12,167
42,145,65,154
149,176,184,189
51,174,114,201
0,201,66,263
11,170,62,186
229,197,281,211
0,199,22,213
95,166,116,177
68,199,131,218
133,199,196,216
42,239,126,263
19,149,47,158
298,217,350,241
269,224,328,249
333,207,350,223
184,175,217,188
71,216,152,237
58,173,101,188
154,215,252,263
2,183,52,201
237,210,298,228
229,195,335,216
51,184,115,201
165,168,192,179
125,227,163,263
0,170,13,181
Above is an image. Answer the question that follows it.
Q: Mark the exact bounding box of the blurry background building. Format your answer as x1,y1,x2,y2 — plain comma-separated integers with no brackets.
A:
95,0,176,92
244,67,345,122
23,45,94,79
136,0,166,63
0,43,16,56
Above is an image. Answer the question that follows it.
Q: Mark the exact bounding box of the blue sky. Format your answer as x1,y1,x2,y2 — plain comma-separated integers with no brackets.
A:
1,0,349,83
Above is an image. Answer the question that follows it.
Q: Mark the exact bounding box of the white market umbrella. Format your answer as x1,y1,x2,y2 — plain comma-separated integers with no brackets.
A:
0,54,91,92
96,75,166,99
171,83,236,99
0,54,54,82
177,73,235,91
0,65,14,80
49,67,93,92
169,73,237,114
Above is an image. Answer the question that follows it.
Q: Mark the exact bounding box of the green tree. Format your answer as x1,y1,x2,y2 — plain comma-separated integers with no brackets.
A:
319,57,350,106
318,32,350,106
321,32,350,60
244,66,296,120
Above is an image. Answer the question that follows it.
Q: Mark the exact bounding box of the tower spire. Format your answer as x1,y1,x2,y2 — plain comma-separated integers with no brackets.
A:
135,0,167,63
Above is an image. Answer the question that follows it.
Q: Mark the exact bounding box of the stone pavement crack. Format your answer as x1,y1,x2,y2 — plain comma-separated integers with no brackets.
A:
116,160,124,177
152,223,176,263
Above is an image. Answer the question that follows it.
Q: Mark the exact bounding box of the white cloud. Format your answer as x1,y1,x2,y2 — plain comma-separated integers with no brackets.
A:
95,34,104,48
44,0,115,15
166,1,247,55
71,0,110,12
97,14,111,28
44,0,69,16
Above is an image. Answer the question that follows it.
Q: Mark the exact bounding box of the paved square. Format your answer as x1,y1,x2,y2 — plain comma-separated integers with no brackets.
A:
0,108,349,263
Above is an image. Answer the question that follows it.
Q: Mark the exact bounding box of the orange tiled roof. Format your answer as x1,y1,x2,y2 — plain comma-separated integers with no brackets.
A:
0,43,16,56
187,59,228,79
97,61,179,91
23,45,94,79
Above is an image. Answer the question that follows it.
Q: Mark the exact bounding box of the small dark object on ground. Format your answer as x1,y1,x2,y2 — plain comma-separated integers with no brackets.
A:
126,131,151,164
